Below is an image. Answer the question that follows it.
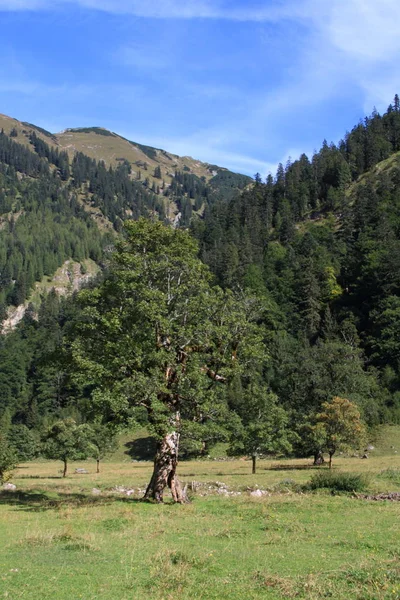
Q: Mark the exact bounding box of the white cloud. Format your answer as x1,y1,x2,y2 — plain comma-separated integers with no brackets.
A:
307,0,400,111
328,0,400,61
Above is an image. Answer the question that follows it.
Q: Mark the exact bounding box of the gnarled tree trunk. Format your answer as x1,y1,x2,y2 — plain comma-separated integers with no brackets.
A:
143,430,189,503
313,450,325,466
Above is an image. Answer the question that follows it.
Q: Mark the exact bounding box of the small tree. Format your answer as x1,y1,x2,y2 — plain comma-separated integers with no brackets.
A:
229,386,292,474
90,424,118,473
316,397,366,469
0,432,17,483
295,421,327,465
42,419,95,477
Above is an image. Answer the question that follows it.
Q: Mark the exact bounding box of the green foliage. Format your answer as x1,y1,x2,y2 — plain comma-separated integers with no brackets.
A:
9,424,39,461
66,127,116,137
131,141,158,160
208,170,252,201
71,219,262,454
307,471,370,492
228,383,292,464
42,418,95,476
22,122,57,141
316,397,367,467
89,424,118,465
0,432,17,482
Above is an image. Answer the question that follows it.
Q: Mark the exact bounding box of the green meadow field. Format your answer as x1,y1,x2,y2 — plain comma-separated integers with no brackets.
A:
1,427,400,600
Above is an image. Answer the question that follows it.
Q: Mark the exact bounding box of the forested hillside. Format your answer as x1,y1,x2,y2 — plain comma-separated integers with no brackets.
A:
192,96,400,428
1,99,400,469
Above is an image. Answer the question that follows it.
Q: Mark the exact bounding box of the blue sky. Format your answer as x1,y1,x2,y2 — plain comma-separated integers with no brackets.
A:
1,0,400,176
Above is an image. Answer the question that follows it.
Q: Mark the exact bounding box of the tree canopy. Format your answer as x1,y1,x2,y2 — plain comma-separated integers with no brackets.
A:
71,218,262,501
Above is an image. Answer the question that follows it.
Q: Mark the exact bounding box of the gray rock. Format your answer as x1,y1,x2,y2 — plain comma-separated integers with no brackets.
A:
75,468,89,474
92,488,101,495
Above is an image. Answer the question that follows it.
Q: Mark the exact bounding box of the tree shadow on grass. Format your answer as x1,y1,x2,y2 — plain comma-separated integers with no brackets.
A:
18,475,65,480
0,490,142,513
124,435,157,461
266,463,321,471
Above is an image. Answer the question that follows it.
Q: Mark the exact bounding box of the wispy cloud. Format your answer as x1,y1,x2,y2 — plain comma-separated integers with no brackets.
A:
0,0,303,21
129,131,273,176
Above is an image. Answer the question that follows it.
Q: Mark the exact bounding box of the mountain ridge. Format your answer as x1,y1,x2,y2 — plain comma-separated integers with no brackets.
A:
0,113,251,193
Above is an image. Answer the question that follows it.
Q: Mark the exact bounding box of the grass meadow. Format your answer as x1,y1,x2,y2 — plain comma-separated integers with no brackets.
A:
1,426,400,599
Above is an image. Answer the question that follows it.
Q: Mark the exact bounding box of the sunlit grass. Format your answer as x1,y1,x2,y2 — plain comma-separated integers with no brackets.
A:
1,426,400,599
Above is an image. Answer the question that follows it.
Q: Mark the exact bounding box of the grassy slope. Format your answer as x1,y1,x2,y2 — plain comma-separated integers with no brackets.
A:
1,426,400,600
55,128,225,186
0,114,58,151
0,113,233,192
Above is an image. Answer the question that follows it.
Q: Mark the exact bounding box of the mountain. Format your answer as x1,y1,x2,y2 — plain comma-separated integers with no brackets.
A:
0,113,251,207
0,112,252,327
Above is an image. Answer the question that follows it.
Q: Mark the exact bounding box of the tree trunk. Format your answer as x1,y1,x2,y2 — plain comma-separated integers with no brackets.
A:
252,453,257,474
96,459,100,474
313,451,325,466
143,430,189,503
328,451,334,470
63,459,68,478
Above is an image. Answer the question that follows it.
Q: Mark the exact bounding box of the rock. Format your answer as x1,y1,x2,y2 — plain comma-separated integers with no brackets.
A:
361,453,369,459
125,489,135,496
3,483,16,491
75,468,89,474
92,488,101,495
362,492,400,501
367,444,374,451
250,489,264,497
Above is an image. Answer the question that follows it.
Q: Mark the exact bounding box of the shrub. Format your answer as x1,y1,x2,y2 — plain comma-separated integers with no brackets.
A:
307,471,370,493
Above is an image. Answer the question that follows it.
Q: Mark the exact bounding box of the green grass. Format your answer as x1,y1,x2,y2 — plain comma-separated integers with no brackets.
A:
1,428,400,599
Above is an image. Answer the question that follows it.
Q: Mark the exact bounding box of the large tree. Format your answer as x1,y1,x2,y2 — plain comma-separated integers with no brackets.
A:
71,219,260,503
